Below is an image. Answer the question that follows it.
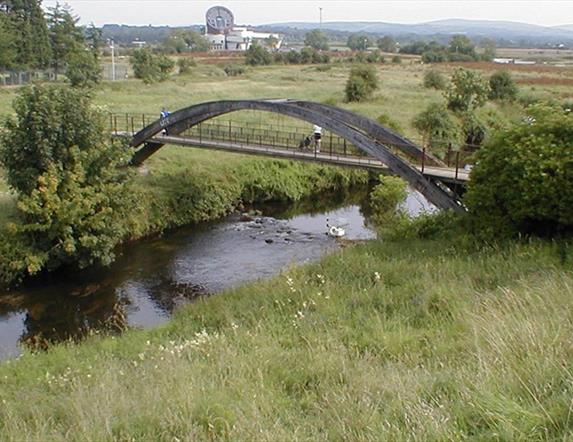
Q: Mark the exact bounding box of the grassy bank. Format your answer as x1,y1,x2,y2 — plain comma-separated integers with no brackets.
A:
0,234,571,440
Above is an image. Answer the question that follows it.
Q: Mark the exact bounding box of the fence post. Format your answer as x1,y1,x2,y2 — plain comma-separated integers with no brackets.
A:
344,139,347,156
113,116,118,135
229,121,232,141
447,143,452,167
421,147,426,173
131,117,135,135
455,151,460,181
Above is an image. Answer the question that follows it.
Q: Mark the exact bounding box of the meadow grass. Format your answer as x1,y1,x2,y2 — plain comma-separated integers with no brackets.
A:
0,236,571,440
1,61,565,140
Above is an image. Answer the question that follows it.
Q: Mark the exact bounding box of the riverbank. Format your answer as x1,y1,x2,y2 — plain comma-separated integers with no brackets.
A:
0,233,571,440
0,146,369,286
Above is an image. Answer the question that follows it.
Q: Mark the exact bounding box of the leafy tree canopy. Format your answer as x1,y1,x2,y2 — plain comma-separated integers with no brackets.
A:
0,85,134,280
304,29,329,51
465,103,573,237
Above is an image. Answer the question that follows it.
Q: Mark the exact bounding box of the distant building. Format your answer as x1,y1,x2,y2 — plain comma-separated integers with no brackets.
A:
204,6,282,51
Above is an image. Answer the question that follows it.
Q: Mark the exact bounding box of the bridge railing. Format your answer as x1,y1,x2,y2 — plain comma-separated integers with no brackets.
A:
109,113,475,177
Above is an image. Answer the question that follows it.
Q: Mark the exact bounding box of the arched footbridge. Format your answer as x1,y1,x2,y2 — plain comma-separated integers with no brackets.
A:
122,99,468,212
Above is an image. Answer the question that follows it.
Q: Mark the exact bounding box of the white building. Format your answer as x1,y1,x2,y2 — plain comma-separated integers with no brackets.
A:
205,6,282,51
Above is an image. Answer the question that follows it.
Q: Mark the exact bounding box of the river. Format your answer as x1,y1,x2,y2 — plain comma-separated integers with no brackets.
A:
0,187,433,361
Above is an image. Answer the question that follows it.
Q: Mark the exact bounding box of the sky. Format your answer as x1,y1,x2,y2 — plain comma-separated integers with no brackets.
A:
41,0,573,27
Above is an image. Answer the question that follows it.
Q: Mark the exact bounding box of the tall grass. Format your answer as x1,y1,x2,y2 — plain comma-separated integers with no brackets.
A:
0,237,571,440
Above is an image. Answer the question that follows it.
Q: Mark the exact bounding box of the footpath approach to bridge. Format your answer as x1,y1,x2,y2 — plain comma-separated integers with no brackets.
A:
112,99,469,212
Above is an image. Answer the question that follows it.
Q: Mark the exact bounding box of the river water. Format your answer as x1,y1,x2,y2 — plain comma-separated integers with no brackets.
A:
0,187,433,361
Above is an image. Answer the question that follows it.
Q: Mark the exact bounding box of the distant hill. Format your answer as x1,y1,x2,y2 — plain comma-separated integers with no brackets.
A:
259,19,573,43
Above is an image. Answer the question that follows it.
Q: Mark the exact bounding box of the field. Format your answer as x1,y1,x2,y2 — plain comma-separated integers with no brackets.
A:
1,59,571,141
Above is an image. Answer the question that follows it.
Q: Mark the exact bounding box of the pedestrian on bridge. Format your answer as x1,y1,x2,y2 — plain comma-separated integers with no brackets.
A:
313,125,322,153
160,108,171,135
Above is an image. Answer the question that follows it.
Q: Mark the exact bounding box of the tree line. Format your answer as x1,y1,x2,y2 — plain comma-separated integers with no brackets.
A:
0,0,101,86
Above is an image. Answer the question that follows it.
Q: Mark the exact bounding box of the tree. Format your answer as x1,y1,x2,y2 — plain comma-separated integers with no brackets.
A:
0,12,17,69
164,29,209,53
304,29,329,51
423,70,447,90
245,43,271,66
264,35,280,51
465,103,573,237
1,0,52,68
85,23,104,53
0,85,134,279
131,47,174,83
412,102,460,150
449,35,476,58
347,34,371,51
445,68,490,114
47,3,84,78
481,38,497,61
377,36,396,53
489,70,518,101
344,64,378,102
66,48,101,88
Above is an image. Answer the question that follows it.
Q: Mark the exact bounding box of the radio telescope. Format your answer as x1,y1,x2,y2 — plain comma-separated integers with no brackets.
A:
206,6,234,35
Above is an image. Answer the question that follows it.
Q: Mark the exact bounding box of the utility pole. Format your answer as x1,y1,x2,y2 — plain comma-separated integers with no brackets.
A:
110,39,116,81
319,7,323,29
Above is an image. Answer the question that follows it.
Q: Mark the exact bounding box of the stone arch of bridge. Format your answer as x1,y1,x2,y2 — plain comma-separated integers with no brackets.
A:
130,99,462,212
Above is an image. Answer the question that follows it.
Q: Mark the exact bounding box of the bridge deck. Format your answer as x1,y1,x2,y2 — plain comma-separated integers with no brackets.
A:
141,133,469,183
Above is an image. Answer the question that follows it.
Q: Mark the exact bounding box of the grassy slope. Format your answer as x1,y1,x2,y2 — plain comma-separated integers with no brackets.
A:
0,237,571,440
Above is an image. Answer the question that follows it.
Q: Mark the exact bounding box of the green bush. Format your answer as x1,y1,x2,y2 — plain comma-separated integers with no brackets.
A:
488,70,518,101
413,102,460,150
224,64,246,76
344,65,379,102
245,43,272,66
391,55,402,64
369,175,408,230
465,103,573,238
376,113,404,134
66,49,101,88
0,85,134,283
131,48,174,83
423,70,447,90
177,57,195,75
445,68,489,114
421,51,447,63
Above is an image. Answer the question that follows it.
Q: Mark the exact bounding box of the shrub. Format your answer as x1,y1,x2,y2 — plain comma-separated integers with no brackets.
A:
445,68,490,114
344,65,379,102
369,175,408,229
0,85,134,283
488,70,518,101
376,113,404,134
66,49,101,88
224,64,246,76
177,57,195,75
245,43,272,66
304,29,329,51
412,102,460,150
423,70,447,90
465,103,573,238
391,55,402,64
422,51,447,63
366,50,383,63
131,48,174,83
